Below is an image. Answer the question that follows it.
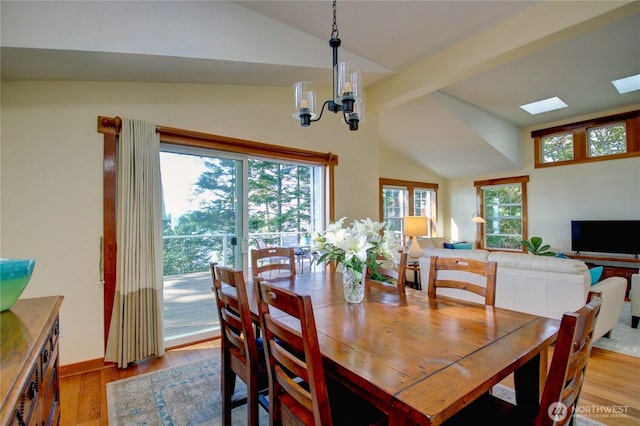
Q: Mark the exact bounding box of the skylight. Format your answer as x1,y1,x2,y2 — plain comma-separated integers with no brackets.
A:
611,74,640,94
520,97,568,115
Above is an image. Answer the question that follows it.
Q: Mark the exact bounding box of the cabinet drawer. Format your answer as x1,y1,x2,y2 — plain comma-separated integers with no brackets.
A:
12,363,39,425
41,356,59,426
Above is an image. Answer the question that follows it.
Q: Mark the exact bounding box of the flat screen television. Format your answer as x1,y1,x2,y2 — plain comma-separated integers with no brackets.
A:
571,220,640,257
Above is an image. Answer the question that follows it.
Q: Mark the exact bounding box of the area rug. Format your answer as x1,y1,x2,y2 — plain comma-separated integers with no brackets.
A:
107,359,611,426
106,357,269,425
592,301,639,357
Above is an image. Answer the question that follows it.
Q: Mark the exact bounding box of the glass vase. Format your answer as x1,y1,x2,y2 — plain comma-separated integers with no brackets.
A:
342,266,365,304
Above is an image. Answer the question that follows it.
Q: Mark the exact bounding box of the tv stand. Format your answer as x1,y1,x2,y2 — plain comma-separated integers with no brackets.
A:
565,253,639,299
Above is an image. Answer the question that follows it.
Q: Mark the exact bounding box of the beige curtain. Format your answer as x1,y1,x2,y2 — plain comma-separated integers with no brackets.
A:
105,117,165,368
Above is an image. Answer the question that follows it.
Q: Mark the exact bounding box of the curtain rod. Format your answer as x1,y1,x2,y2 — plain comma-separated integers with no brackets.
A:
97,116,338,165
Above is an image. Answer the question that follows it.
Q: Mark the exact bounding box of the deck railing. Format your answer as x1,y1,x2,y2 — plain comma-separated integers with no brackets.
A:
162,231,311,276
162,231,315,342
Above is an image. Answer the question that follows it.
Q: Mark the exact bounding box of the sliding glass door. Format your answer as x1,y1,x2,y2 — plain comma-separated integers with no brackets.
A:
160,146,244,346
160,147,326,347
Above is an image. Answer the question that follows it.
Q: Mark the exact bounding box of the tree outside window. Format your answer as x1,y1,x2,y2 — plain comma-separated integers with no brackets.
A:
542,132,573,163
588,122,626,157
474,176,529,251
379,178,438,242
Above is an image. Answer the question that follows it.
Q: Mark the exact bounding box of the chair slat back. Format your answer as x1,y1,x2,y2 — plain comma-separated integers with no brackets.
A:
375,251,408,288
251,247,296,278
536,293,602,426
427,256,497,306
255,278,332,426
211,264,270,426
211,264,259,371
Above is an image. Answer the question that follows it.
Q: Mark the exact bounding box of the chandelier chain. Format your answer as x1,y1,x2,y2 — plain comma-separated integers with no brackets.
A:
331,0,339,40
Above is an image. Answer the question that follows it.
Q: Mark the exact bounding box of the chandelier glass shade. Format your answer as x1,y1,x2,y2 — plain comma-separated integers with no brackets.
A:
292,0,364,131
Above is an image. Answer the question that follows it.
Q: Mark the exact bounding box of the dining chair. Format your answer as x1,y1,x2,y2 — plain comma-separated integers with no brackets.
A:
444,292,603,426
254,237,265,249
281,233,312,273
254,278,388,426
251,247,296,278
427,255,497,306
370,251,408,288
210,263,269,426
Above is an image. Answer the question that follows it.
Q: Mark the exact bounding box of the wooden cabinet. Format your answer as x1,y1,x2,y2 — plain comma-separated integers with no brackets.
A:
600,266,639,300
0,296,63,426
565,254,639,299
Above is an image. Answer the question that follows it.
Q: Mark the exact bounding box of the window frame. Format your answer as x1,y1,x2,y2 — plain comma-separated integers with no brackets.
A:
474,175,529,251
532,110,640,168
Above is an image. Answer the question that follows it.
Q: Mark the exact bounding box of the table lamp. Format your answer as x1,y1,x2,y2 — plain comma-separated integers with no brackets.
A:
471,213,486,223
404,216,428,259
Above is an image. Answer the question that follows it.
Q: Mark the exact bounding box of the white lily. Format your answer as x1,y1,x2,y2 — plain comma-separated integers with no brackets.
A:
315,217,399,274
336,233,372,264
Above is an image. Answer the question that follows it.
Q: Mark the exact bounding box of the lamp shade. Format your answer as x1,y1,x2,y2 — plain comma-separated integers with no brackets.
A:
471,213,486,223
335,61,361,107
404,216,428,236
292,81,317,123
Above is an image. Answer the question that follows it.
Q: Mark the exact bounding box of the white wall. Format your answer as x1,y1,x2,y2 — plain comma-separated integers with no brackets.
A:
447,105,640,253
3,80,638,366
0,80,382,365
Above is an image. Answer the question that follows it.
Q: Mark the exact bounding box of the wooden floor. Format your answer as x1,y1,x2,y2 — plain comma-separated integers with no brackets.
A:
60,340,639,425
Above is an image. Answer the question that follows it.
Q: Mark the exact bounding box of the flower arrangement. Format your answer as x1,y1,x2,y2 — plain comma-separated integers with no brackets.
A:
312,217,401,280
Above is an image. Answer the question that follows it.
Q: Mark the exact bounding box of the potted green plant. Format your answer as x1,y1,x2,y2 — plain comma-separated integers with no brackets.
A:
521,236,556,256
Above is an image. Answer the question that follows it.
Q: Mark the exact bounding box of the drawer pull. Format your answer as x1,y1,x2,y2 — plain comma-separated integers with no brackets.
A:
14,409,26,426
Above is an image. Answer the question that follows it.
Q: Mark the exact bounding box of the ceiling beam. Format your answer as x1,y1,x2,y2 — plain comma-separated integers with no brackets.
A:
367,0,639,112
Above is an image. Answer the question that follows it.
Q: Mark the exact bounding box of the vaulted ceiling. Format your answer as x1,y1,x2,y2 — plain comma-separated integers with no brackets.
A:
2,1,639,177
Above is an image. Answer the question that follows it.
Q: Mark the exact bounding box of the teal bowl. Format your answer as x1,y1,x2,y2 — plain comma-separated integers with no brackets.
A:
0,258,36,311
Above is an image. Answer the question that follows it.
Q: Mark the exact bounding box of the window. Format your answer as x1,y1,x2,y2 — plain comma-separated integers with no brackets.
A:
379,178,438,241
541,132,573,163
474,176,529,250
588,122,626,157
533,110,639,168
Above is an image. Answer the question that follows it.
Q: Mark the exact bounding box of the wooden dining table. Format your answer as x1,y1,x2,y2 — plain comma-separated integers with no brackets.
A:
243,271,560,426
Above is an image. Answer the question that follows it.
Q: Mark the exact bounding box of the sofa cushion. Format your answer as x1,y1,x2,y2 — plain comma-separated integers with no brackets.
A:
417,237,434,249
422,247,490,262
589,266,604,285
488,251,588,274
453,242,473,250
418,237,446,249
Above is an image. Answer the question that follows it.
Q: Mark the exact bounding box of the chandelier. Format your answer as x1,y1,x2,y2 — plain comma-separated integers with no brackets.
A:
292,0,363,131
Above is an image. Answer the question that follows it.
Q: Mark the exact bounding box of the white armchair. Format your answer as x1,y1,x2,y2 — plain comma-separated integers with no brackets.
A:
631,274,639,328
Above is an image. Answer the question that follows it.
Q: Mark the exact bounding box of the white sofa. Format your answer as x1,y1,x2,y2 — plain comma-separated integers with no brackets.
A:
418,247,627,341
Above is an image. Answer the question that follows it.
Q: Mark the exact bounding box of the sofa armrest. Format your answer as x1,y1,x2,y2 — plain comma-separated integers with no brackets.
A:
590,276,627,340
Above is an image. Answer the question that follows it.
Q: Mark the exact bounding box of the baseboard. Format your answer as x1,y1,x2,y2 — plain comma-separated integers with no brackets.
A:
59,337,220,378
60,357,115,378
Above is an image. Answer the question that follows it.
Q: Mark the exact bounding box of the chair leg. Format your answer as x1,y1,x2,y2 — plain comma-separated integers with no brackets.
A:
632,315,639,328
221,361,236,426
247,378,259,426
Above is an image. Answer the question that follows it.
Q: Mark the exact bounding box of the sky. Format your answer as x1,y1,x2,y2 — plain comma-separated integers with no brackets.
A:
160,152,207,220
